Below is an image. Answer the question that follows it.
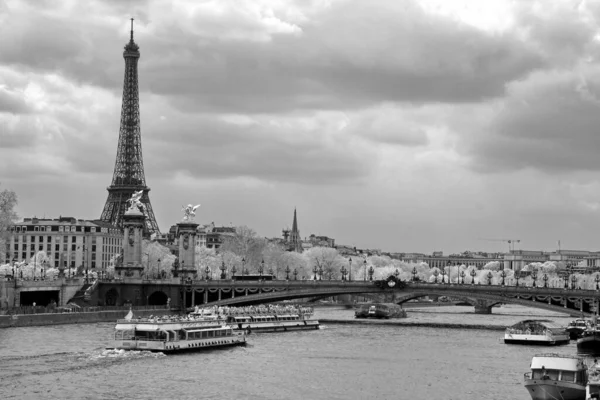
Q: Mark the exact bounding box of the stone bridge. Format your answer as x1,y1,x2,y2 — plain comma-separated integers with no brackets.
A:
93,278,600,316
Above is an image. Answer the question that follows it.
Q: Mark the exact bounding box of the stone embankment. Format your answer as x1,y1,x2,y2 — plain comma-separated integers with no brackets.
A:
319,319,506,331
0,309,168,329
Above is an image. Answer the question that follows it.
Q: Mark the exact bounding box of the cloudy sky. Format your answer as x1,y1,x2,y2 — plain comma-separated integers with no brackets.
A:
2,0,600,254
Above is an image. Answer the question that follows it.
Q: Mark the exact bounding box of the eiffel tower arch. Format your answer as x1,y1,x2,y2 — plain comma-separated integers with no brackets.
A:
100,19,160,236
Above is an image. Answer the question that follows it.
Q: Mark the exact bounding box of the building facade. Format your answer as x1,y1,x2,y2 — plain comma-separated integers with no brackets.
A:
6,217,123,273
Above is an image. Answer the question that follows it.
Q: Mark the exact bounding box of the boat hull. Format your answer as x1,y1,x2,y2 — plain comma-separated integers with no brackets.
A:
566,328,586,340
237,320,320,333
577,334,600,355
505,334,569,345
524,379,585,400
109,334,246,353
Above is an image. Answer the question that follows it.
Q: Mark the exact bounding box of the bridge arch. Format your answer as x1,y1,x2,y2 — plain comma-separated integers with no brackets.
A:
148,290,169,306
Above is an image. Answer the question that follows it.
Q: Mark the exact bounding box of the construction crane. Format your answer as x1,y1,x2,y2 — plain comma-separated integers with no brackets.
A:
478,238,521,252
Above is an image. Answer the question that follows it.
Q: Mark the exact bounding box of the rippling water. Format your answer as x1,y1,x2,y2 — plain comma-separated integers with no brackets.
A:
0,305,585,399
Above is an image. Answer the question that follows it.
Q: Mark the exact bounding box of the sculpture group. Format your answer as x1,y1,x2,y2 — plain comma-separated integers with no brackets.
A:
127,190,146,213
181,204,201,222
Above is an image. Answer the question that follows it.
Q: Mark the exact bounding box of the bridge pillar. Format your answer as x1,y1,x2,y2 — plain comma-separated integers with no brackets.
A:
218,290,221,301
204,290,208,304
191,290,195,306
474,299,494,314
177,221,199,279
117,207,145,279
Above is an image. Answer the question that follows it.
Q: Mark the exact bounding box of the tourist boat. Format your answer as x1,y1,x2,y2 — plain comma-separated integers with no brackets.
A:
190,305,319,333
108,312,246,353
567,318,592,340
587,360,600,399
505,319,570,345
354,303,407,319
577,326,600,356
523,353,587,400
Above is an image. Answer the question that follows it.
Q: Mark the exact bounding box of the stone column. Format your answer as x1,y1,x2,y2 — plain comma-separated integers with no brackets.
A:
116,208,145,280
177,222,199,280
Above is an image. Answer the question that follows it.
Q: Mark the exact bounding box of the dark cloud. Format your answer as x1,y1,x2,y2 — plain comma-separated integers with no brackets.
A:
0,87,30,114
465,67,600,174
0,117,39,148
1,0,543,115
142,113,372,184
142,1,543,113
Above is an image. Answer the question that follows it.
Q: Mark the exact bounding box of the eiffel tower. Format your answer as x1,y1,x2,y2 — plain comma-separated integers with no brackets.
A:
100,19,160,236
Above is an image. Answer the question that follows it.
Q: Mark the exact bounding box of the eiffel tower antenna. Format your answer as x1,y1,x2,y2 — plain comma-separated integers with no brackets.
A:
100,19,160,236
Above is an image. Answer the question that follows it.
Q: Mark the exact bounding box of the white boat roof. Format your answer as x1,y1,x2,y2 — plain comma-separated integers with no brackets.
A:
509,320,565,329
115,320,226,331
530,354,586,371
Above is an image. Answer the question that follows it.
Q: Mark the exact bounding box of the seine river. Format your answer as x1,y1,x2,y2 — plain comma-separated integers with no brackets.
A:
0,305,582,400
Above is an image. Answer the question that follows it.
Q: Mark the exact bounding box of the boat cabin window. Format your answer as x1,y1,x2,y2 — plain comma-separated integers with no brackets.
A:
532,369,559,380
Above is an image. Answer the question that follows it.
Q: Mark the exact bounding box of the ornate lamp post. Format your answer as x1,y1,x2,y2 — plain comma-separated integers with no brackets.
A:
318,266,323,281
564,266,570,289
412,266,417,282
348,257,352,282
571,273,577,290
460,270,465,285
433,269,439,284
595,274,600,290
440,268,446,284
259,259,264,277
515,271,520,287
285,265,291,280
543,273,548,288
157,258,161,279
363,259,367,281
231,265,237,278
340,266,347,281
500,269,506,286
531,270,537,288
313,265,318,280
368,266,374,281
394,269,400,279
470,269,476,285
220,261,227,279
242,258,246,276
487,271,493,285
293,268,298,280
205,265,210,280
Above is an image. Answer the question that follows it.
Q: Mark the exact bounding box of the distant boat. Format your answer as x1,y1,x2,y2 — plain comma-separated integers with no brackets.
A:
505,319,570,345
355,303,407,319
566,318,592,340
523,353,587,400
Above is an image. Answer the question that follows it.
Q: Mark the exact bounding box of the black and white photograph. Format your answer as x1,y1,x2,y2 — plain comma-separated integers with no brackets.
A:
2,1,600,399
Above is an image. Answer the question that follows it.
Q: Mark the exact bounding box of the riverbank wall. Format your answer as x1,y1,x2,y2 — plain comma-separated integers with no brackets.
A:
0,308,171,329
319,318,506,331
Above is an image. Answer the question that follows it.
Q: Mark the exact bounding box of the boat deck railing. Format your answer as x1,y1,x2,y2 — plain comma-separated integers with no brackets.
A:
193,306,314,318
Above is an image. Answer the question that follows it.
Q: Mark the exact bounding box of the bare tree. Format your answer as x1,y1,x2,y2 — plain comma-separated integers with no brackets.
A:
219,225,266,272
0,186,18,264
262,242,288,278
280,251,308,279
304,247,343,280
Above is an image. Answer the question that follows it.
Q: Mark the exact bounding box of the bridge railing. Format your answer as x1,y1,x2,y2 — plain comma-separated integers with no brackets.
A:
1,304,169,316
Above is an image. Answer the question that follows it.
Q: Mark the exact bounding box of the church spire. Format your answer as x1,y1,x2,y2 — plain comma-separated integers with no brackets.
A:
292,208,298,233
290,208,301,252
